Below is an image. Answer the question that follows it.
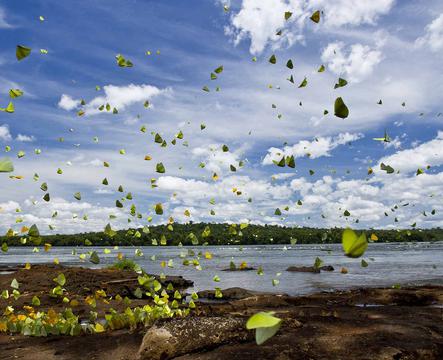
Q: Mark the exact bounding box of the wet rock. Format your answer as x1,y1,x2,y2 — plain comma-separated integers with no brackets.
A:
388,291,435,306
320,265,335,272
137,316,251,360
221,267,256,271
286,266,320,273
154,274,194,289
0,265,21,274
286,265,334,273
0,264,193,304
198,287,272,300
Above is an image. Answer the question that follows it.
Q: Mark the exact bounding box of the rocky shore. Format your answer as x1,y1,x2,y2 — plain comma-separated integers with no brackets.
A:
0,264,442,359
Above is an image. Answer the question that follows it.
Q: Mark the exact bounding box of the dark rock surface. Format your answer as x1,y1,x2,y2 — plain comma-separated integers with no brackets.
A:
286,265,335,273
138,316,251,360
221,266,256,271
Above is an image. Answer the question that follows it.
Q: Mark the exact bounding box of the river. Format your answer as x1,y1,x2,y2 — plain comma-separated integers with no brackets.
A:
1,242,442,295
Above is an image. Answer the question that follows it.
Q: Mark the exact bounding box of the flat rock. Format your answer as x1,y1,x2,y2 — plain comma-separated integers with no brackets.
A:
198,287,272,300
286,266,320,273
221,267,256,271
137,316,251,360
286,265,334,273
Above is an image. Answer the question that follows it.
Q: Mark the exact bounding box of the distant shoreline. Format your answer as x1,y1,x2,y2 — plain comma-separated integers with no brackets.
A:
2,223,442,247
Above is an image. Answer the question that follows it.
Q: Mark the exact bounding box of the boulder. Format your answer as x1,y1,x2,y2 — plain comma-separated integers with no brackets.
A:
138,316,251,360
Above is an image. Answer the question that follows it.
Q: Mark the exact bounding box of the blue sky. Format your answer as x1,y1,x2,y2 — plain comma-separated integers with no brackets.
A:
1,0,443,234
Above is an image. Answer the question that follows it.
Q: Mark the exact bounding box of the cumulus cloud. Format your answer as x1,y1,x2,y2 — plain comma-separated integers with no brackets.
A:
312,0,395,28
58,84,167,116
263,132,364,165
0,125,35,142
16,134,35,142
225,0,305,54
0,124,12,141
415,13,443,52
192,144,243,175
288,171,443,228
321,41,383,82
157,174,291,205
58,94,80,111
155,174,293,224
87,84,166,113
271,172,297,180
377,131,443,174
154,160,443,229
225,0,394,54
191,143,248,174
382,136,401,150
0,197,132,235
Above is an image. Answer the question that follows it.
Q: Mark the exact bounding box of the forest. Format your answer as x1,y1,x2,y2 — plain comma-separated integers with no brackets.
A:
1,223,442,247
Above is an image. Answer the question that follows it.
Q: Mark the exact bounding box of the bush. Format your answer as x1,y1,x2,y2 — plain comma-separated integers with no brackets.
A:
108,259,138,271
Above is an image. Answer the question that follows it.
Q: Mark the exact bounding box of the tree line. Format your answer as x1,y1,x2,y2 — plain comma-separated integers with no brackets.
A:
1,223,442,247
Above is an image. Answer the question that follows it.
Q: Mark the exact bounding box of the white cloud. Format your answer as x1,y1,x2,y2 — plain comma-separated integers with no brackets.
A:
157,175,291,209
225,0,395,54
288,171,443,228
416,13,443,52
0,197,132,235
93,188,114,195
58,94,80,111
382,136,401,150
123,116,140,125
191,143,248,174
377,131,443,174
225,0,305,54
312,0,395,28
0,7,12,29
271,172,297,180
0,125,35,142
0,200,20,212
59,84,168,116
0,124,12,141
321,41,383,82
263,132,363,165
16,134,35,142
86,84,167,115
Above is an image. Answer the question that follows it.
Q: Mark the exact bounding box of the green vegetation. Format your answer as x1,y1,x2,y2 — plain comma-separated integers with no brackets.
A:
1,223,441,247
107,259,138,271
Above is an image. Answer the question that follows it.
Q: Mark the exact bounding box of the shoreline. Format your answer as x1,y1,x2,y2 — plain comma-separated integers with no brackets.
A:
1,262,443,298
0,264,442,359
2,240,442,247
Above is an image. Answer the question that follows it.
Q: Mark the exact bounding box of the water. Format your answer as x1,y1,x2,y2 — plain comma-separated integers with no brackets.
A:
1,242,442,296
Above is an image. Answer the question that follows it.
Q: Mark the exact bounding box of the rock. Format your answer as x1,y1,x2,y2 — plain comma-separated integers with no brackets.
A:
286,266,320,273
221,267,256,271
0,265,21,274
137,316,251,360
198,287,271,300
154,274,194,289
102,274,193,299
286,265,334,273
320,265,335,272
